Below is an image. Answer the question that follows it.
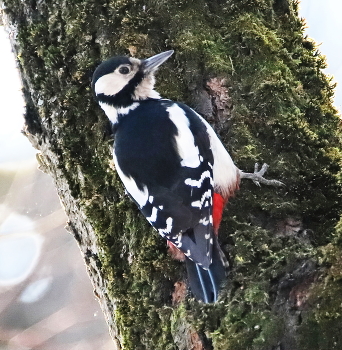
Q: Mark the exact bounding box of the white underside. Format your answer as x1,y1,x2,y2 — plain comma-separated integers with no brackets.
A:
195,112,239,198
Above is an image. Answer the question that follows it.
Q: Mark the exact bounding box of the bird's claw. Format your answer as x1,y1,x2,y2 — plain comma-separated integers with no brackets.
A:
240,163,285,187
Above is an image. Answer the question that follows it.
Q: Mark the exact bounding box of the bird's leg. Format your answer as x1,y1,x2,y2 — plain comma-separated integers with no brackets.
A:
239,163,285,187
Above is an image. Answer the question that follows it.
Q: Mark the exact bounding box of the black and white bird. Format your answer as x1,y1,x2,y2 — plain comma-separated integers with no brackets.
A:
91,50,280,303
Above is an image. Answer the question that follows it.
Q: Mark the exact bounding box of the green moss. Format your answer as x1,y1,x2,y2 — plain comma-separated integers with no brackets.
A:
298,273,342,350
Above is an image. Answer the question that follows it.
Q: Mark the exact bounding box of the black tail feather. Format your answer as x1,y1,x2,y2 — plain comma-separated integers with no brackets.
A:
185,237,227,303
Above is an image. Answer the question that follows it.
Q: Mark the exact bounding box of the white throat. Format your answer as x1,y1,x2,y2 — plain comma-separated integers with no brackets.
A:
133,75,161,100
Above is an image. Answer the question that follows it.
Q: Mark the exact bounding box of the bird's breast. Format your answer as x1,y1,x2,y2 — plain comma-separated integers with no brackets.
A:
114,102,182,189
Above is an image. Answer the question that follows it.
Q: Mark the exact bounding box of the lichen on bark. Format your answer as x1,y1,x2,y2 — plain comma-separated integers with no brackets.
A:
1,0,342,349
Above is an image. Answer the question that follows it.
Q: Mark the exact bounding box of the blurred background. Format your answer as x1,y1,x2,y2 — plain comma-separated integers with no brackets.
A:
0,1,341,349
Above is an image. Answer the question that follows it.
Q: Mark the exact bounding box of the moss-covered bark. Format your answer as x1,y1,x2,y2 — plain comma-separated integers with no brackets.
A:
1,0,342,349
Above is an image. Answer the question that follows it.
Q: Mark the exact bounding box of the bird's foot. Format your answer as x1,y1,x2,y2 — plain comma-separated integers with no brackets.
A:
239,163,285,187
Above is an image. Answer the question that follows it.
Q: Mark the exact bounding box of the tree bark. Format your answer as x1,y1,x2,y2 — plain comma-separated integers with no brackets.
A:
2,0,342,349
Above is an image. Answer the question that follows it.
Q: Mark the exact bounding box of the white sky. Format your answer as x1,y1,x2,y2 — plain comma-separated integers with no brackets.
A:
0,26,35,165
0,0,341,165
300,0,342,111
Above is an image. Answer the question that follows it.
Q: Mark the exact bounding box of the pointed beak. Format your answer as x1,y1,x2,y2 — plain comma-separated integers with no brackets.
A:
142,50,174,73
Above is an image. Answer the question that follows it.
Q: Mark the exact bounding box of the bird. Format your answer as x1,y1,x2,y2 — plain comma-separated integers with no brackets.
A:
91,50,281,303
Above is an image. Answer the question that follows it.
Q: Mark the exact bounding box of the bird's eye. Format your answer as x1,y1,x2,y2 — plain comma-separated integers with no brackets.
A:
119,66,130,75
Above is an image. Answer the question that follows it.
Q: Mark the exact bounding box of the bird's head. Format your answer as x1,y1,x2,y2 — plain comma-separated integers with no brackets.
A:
92,50,174,109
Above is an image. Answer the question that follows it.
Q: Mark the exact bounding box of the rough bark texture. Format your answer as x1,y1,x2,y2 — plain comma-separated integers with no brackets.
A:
2,0,342,349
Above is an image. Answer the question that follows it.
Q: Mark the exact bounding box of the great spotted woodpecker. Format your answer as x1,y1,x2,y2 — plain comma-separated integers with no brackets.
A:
92,50,282,303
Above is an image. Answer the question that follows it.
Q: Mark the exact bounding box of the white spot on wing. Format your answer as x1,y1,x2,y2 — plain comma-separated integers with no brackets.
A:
199,218,210,226
167,104,201,168
200,189,212,205
191,201,201,208
174,232,183,248
147,207,158,223
184,170,212,188
159,217,173,236
191,190,212,210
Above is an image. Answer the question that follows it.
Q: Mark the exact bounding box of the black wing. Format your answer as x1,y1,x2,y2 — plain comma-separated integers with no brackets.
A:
114,99,215,268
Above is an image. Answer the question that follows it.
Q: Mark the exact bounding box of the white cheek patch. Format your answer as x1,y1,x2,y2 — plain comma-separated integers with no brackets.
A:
167,104,201,168
95,72,130,96
112,152,148,208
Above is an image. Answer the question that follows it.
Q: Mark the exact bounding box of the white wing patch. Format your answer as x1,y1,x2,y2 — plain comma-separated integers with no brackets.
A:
112,152,149,208
167,104,201,168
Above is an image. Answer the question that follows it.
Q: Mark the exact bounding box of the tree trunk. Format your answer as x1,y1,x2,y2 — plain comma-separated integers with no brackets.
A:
2,0,342,349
